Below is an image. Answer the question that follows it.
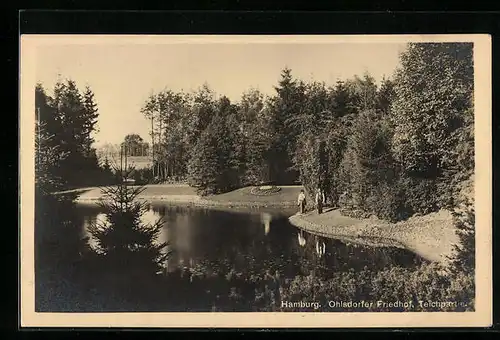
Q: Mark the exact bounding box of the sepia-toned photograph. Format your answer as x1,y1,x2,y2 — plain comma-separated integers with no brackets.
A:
20,34,492,328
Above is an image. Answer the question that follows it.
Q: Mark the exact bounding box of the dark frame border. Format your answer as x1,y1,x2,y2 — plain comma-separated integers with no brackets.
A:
13,9,499,335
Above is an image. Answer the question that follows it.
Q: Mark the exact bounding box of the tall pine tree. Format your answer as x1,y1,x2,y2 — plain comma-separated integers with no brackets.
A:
267,67,304,184
41,80,101,188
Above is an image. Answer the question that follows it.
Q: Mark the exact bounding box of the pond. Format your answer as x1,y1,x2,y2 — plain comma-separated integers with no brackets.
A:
76,203,424,279
36,202,427,312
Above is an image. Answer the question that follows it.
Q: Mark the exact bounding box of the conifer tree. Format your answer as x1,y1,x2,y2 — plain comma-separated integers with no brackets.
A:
35,87,68,193
35,91,89,310
330,80,356,118
88,167,170,289
82,86,100,155
267,67,304,183
376,77,396,115
187,110,241,195
37,80,102,188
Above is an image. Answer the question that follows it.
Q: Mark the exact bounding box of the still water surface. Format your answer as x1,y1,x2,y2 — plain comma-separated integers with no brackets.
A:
76,204,423,279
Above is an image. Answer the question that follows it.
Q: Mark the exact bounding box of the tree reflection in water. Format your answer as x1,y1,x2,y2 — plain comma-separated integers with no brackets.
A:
261,212,272,236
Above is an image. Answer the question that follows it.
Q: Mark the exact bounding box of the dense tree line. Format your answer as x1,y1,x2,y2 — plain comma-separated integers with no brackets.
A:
143,42,474,223
35,80,113,189
34,43,474,223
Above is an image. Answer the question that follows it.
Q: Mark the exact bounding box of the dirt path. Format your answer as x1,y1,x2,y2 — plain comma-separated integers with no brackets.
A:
289,208,458,264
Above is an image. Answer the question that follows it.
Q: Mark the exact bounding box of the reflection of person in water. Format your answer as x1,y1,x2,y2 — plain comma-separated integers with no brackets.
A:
315,236,326,257
298,230,306,247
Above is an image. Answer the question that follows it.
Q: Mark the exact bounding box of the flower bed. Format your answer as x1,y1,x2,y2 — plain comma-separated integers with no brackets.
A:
249,185,282,196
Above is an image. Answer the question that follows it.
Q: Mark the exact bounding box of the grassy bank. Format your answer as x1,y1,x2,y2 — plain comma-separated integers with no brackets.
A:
289,209,458,264
71,184,304,208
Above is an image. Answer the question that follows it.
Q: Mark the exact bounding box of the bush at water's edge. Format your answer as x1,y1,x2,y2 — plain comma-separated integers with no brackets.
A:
132,261,474,313
276,200,475,313
276,263,474,312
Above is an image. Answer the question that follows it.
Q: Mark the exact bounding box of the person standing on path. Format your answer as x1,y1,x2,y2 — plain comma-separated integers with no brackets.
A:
315,188,326,214
297,189,306,214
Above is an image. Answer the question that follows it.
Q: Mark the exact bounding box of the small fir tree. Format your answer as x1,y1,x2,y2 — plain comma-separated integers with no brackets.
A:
88,166,170,293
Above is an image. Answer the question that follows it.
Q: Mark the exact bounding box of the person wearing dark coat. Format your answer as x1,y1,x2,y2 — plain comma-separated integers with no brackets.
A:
315,188,325,214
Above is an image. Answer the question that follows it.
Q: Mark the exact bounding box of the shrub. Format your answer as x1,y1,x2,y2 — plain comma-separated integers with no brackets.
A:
446,198,475,276
365,182,408,222
274,200,477,312
132,168,154,185
399,175,439,216
278,262,474,312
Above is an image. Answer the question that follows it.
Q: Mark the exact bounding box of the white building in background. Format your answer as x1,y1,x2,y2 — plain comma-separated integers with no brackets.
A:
95,142,153,170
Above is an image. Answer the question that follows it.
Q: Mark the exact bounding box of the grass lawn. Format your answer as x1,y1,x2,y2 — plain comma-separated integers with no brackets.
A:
205,186,303,204
76,184,197,200
72,184,304,208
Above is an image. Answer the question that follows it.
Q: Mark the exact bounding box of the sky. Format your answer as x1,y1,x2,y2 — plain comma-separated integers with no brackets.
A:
35,40,407,146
